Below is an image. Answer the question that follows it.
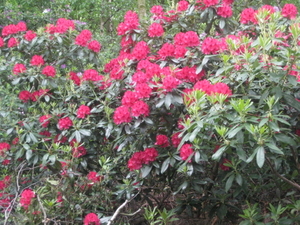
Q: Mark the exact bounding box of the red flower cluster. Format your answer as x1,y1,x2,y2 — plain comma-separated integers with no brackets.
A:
70,139,87,158
75,29,92,46
117,10,140,35
158,43,175,59
220,158,232,171
69,71,81,86
148,23,164,37
2,21,27,36
46,18,75,34
0,37,4,47
176,66,205,83
217,4,233,18
177,0,189,12
87,171,102,183
19,89,51,102
42,65,56,77
281,4,298,20
0,176,11,191
131,100,150,117
171,132,182,147
128,148,158,170
7,37,19,48
150,5,164,15
162,76,182,92
20,189,35,210
193,79,232,96
0,142,10,156
12,63,27,75
131,41,150,60
88,40,101,52
83,69,103,82
155,134,170,147
83,213,100,225
113,106,132,124
30,55,45,66
201,37,227,55
240,8,258,24
58,117,73,130
24,30,37,41
179,143,194,162
174,31,200,47
77,105,91,119
39,115,51,128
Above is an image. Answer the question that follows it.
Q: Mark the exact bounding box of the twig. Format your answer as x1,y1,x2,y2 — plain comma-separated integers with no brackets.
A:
4,161,26,225
107,200,129,225
37,194,48,225
266,157,300,191
107,191,141,225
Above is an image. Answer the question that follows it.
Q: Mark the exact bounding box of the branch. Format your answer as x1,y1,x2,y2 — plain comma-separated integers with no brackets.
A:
37,194,48,225
266,157,300,191
107,200,129,225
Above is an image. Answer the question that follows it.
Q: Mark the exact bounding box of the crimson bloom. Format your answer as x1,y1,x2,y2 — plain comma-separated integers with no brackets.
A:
58,117,73,130
12,64,27,75
77,105,91,119
42,65,56,77
20,189,35,210
83,213,100,225
30,55,45,66
180,144,194,162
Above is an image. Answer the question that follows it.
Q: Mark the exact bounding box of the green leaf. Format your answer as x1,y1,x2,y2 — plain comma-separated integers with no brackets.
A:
165,93,172,109
161,158,170,174
26,149,32,161
212,146,226,160
219,19,225,29
265,142,283,155
141,165,152,178
227,125,243,139
235,173,243,186
283,94,300,112
79,129,91,136
225,174,235,192
75,130,81,143
256,146,265,168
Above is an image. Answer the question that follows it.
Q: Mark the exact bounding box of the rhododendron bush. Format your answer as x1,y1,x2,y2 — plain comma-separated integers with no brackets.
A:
1,1,300,224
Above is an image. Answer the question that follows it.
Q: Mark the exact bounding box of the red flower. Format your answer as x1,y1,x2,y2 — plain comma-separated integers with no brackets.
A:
24,30,37,41
13,63,27,75
202,0,219,7
131,41,150,61
70,140,87,158
20,189,35,210
171,132,182,147
2,160,11,165
128,152,144,170
58,117,73,130
39,115,51,128
56,192,63,203
12,137,19,145
17,21,27,32
135,83,152,99
158,43,175,59
162,76,181,92
217,4,233,18
30,55,45,66
113,106,132,124
77,105,91,119
88,40,101,52
7,37,18,48
148,23,164,37
131,100,150,117
75,30,92,46
155,134,170,147
19,90,32,103
174,31,200,47
281,4,298,20
180,144,194,162
117,10,139,35
177,1,189,12
220,158,232,171
87,171,102,183
42,65,56,77
151,5,164,15
55,18,75,33
69,71,81,86
83,69,103,81
83,213,100,225
0,37,4,47
121,91,138,107
143,148,158,164
240,8,258,24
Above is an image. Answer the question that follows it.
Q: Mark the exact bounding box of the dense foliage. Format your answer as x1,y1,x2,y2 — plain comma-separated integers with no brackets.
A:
1,1,300,224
